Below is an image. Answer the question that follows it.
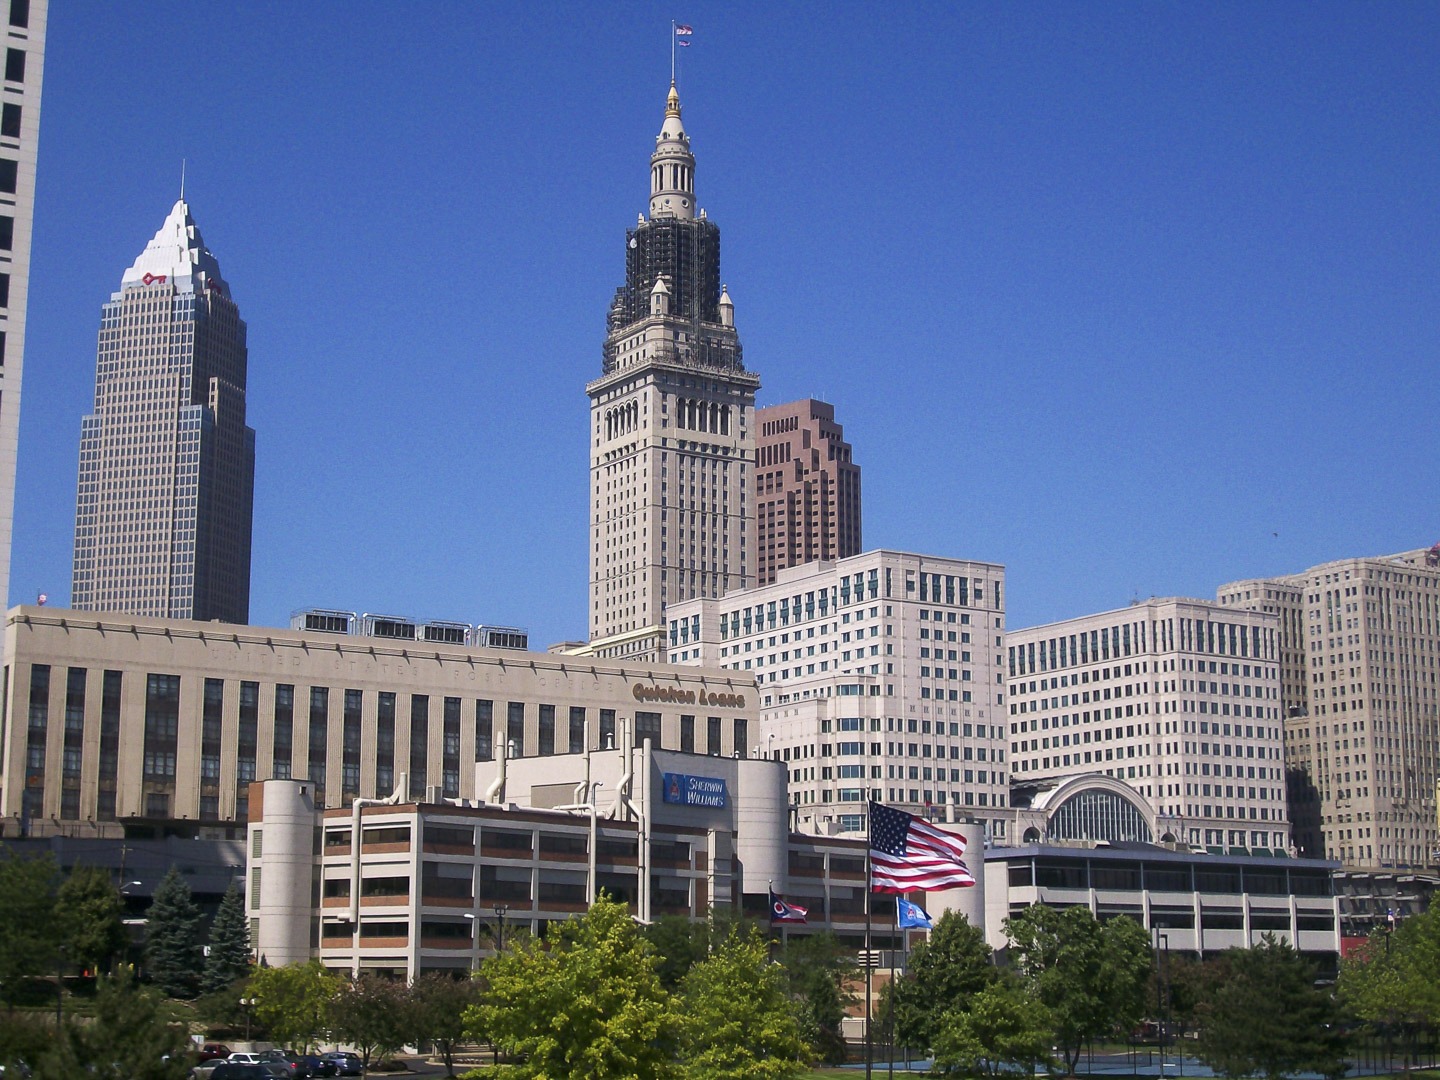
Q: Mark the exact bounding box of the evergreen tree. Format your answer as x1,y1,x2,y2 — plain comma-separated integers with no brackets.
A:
144,867,202,999
56,864,127,976
1196,936,1347,1080
0,852,60,1009
202,886,252,994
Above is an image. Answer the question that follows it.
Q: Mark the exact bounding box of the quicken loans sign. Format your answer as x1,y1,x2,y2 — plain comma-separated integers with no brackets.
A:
662,773,729,808
632,684,746,709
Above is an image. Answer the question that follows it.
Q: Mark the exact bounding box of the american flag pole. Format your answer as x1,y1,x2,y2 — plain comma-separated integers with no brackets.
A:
670,21,677,85
888,899,898,1080
864,846,873,1080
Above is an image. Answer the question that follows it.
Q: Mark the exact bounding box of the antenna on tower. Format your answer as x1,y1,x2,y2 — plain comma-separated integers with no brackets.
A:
180,159,186,202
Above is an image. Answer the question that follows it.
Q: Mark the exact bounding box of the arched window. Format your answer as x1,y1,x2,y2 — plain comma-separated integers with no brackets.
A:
1048,789,1152,844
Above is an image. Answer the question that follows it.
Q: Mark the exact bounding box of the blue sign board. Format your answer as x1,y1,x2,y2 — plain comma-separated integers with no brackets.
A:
661,773,728,808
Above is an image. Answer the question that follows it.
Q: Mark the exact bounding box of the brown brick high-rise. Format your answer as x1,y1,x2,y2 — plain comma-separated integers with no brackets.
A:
754,399,861,586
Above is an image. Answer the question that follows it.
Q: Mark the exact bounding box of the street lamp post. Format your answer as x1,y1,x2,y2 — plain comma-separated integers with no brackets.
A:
55,944,66,1028
240,996,257,1042
493,905,509,952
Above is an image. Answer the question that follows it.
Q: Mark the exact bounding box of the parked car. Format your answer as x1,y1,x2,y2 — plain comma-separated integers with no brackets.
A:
209,1066,275,1080
259,1050,310,1078
320,1052,363,1076
200,1045,233,1063
227,1054,265,1066
300,1056,339,1077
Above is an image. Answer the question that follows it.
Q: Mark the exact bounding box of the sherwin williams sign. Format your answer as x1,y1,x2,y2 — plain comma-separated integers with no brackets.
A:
662,773,729,808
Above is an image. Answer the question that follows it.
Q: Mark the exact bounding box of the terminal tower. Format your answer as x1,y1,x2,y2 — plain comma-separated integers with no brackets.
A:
586,83,760,662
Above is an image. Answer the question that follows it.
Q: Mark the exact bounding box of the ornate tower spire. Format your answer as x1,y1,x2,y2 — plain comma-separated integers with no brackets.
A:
649,82,696,220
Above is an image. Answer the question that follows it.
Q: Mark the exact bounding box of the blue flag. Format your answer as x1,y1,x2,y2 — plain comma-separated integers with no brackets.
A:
897,898,933,929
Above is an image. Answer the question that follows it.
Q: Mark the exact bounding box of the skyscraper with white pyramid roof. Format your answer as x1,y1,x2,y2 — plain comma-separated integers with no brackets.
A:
70,199,255,623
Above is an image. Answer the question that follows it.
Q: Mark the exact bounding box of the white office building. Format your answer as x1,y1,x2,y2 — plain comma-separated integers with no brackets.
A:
665,550,1009,840
1006,598,1292,853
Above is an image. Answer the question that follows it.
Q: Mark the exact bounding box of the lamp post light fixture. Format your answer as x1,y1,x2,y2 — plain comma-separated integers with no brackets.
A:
239,996,257,1042
493,905,509,953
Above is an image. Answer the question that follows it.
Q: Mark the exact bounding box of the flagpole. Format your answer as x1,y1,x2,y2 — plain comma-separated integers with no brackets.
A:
864,848,873,1080
888,899,898,1080
670,20,676,85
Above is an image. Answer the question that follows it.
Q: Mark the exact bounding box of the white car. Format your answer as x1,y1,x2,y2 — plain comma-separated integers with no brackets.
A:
227,1054,265,1066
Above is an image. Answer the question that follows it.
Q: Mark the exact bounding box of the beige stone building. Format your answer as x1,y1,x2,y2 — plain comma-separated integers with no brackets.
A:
1006,598,1291,853
0,0,44,614
585,84,759,664
665,550,1010,841
1218,545,1440,869
0,606,756,831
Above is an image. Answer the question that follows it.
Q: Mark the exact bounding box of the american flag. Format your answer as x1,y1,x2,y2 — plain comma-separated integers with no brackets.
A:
869,801,975,892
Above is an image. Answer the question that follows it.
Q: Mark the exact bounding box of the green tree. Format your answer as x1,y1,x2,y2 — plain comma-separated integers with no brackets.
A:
1004,905,1152,1074
0,852,60,1009
468,894,679,1080
409,972,482,1078
328,973,411,1069
144,867,202,998
35,967,189,1080
932,977,1055,1079
249,960,342,1051
890,911,994,1052
1195,936,1347,1080
1339,905,1440,1064
678,926,809,1080
57,864,127,976
202,886,252,994
776,932,855,1065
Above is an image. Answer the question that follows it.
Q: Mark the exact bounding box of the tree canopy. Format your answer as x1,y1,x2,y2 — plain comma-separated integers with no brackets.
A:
1195,936,1347,1080
469,894,679,1080
1004,904,1152,1074
249,960,342,1051
677,926,809,1080
890,911,994,1051
327,973,411,1068
409,972,482,1078
0,852,60,1007
36,968,190,1080
56,864,127,976
932,976,1055,1079
775,932,855,1066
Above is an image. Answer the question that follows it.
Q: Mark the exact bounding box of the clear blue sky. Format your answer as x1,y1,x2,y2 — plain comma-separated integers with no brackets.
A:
13,2,1440,644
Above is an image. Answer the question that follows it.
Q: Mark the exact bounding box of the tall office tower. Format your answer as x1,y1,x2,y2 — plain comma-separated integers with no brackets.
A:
0,0,45,612
1218,545,1440,870
1006,598,1292,854
586,83,759,662
667,550,1009,840
70,200,254,623
753,400,861,587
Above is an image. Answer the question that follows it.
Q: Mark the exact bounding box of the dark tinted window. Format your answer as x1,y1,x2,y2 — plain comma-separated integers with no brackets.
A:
8,0,27,29
4,49,22,83
0,159,15,194
0,103,17,139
